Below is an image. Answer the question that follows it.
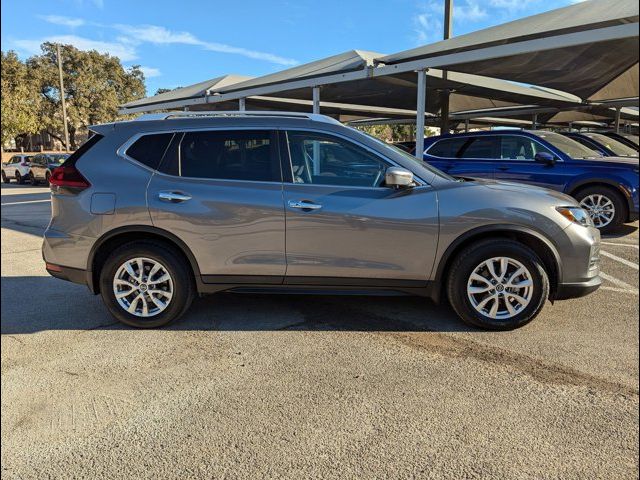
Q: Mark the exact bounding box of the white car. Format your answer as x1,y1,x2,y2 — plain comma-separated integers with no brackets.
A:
2,154,33,184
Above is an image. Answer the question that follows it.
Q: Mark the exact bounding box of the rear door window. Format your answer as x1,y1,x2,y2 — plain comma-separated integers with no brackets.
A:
426,138,468,158
460,136,501,159
176,130,279,182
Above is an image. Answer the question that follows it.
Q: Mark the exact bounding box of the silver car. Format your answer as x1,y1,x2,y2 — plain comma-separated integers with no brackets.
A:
42,112,601,330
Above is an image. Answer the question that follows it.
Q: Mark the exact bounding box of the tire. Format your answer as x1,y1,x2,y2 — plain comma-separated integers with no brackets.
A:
28,172,37,185
15,171,25,185
99,240,195,328
1,171,8,183
446,239,549,330
45,171,51,184
574,186,626,234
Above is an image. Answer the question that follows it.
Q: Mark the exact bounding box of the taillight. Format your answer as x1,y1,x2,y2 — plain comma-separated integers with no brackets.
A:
49,165,91,193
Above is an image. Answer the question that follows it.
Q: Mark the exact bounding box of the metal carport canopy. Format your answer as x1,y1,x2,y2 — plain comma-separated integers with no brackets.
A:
206,50,580,113
376,0,639,103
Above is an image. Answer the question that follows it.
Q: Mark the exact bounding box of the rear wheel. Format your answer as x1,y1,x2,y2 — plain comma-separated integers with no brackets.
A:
574,186,625,234
45,171,51,184
15,171,25,185
28,172,37,185
99,240,195,328
1,171,8,183
447,239,549,330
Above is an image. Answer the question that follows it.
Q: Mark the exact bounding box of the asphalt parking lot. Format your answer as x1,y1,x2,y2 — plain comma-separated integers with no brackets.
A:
1,183,638,479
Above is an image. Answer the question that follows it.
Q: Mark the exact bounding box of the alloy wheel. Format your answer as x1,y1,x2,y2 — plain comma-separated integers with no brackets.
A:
112,257,174,317
579,194,615,228
467,257,534,320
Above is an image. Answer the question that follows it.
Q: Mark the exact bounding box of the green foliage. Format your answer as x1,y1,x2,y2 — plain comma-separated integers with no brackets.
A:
1,51,41,145
2,43,146,149
355,124,436,142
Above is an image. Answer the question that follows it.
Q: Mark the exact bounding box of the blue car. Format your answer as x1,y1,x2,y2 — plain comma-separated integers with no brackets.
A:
422,130,639,232
561,132,638,158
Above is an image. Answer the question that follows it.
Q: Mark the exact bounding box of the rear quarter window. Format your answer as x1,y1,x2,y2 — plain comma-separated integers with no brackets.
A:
426,138,467,158
125,133,174,170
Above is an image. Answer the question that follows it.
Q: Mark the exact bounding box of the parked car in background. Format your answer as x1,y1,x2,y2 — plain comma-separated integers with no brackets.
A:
600,131,639,150
562,132,638,158
28,153,70,185
392,141,416,153
43,112,601,331
422,130,639,232
1,154,33,184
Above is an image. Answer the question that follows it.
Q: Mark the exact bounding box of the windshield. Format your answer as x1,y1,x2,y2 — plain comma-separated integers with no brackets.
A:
584,133,638,157
534,131,602,159
354,129,456,181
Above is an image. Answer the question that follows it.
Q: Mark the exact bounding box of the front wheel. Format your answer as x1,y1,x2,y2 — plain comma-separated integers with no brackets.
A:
574,186,626,234
99,240,195,328
447,239,549,330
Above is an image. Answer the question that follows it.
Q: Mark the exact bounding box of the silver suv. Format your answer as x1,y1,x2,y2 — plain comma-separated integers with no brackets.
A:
43,112,602,330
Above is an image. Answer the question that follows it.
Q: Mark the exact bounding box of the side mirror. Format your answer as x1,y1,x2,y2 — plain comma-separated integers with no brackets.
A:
534,152,556,165
385,167,414,188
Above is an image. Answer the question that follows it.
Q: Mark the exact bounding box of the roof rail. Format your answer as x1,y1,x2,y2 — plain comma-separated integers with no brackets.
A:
133,111,342,125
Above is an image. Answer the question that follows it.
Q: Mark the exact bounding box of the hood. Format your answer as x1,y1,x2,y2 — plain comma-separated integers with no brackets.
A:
476,179,578,205
579,156,639,167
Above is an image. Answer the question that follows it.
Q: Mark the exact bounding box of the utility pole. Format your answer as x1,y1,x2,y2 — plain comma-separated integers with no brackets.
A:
56,44,70,152
440,0,453,134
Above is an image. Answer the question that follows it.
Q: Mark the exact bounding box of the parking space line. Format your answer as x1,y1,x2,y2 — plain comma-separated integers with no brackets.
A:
600,271,638,292
600,251,639,270
602,242,639,249
600,286,639,295
1,199,51,206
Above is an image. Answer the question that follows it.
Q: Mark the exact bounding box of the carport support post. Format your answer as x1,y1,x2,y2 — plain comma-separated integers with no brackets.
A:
312,86,321,175
239,98,246,111
531,114,538,129
464,119,470,132
312,86,321,114
415,70,427,159
614,107,621,133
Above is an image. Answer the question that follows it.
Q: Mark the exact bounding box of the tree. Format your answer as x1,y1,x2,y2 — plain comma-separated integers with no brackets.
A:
1,51,40,147
26,43,146,149
155,88,177,95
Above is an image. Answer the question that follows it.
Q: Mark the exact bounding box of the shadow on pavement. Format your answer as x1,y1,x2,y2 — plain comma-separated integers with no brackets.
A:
601,223,639,238
1,275,475,334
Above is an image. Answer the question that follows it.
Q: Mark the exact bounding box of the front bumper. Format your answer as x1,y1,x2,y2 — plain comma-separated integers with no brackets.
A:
555,275,601,300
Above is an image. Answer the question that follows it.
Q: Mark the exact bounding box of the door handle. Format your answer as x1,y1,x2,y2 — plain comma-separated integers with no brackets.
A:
288,200,322,211
158,191,192,203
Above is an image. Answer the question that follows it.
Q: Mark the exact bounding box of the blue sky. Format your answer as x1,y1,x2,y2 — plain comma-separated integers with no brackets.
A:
1,0,583,96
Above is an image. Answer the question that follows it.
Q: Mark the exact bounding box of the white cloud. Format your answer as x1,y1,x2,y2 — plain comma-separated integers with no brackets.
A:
455,0,488,21
113,23,298,66
17,19,297,66
114,24,200,45
39,15,86,28
138,66,161,78
13,35,138,61
489,0,536,10
413,1,444,45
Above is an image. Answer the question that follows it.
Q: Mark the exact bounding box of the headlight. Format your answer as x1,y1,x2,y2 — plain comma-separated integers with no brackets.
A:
556,206,593,227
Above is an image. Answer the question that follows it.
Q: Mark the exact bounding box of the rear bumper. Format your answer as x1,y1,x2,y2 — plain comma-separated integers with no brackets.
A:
46,264,88,286
555,275,601,300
